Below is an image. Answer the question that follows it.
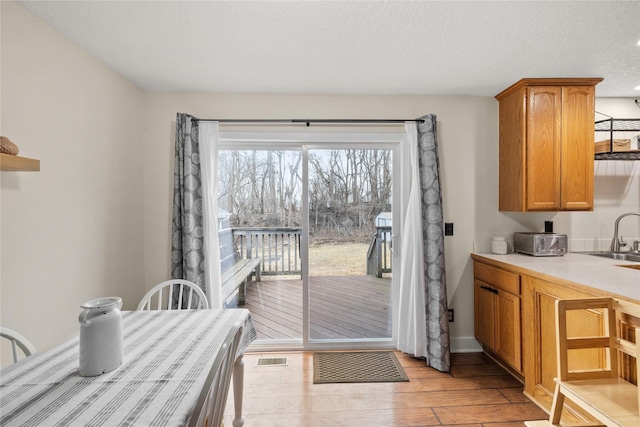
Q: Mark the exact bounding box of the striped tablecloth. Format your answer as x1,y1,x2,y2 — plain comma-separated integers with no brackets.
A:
0,309,257,427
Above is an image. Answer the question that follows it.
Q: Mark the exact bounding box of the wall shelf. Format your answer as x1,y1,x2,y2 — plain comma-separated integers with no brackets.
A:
594,118,640,160
0,153,40,171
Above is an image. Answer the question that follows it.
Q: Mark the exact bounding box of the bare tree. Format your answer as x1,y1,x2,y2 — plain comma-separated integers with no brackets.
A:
218,148,391,241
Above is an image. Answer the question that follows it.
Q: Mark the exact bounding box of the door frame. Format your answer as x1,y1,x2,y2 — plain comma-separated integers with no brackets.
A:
219,130,408,351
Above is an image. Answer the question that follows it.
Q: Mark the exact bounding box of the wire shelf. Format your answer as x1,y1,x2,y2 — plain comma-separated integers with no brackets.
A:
595,118,640,132
595,151,640,161
594,118,640,160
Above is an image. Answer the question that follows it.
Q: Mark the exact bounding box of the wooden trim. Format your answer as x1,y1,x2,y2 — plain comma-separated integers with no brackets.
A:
483,348,525,384
495,78,603,100
0,153,40,171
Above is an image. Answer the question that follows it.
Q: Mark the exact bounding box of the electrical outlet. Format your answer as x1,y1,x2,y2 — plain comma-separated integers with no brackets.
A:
447,309,454,322
445,223,454,236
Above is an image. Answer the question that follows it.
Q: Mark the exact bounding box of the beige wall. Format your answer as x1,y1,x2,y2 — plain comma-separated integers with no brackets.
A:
142,94,639,351
1,1,145,358
555,98,640,249
2,1,638,358
142,93,497,350
472,97,640,254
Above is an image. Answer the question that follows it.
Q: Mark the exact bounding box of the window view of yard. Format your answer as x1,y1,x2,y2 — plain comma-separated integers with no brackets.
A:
218,147,393,342
217,148,392,277
308,242,370,276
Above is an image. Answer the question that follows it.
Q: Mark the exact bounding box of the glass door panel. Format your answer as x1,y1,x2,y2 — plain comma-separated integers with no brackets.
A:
307,148,393,342
217,149,303,342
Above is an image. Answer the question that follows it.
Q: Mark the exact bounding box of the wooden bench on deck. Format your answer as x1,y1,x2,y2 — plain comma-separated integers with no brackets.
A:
219,229,261,306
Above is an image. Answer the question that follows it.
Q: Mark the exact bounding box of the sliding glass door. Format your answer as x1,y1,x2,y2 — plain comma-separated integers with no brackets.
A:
217,134,400,349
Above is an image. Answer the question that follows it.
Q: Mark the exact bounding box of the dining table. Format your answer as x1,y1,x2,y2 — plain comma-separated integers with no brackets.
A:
0,308,257,427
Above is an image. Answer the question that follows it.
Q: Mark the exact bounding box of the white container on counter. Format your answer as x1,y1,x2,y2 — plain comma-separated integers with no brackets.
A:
491,237,508,255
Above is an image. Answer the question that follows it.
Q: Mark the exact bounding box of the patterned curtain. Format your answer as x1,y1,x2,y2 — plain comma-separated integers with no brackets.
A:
171,113,207,307
397,115,450,372
417,115,450,372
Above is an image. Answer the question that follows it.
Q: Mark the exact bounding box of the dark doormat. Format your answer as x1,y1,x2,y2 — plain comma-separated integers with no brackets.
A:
313,351,410,384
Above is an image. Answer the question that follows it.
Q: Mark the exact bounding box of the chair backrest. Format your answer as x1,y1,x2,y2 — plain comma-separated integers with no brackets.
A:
189,321,243,427
137,279,210,310
0,327,36,364
555,297,640,382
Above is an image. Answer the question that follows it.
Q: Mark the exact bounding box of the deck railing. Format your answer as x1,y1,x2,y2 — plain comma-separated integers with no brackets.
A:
366,226,392,278
232,227,302,276
230,226,390,278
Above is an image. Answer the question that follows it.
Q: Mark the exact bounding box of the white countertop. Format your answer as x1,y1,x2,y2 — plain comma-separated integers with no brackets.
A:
472,252,640,302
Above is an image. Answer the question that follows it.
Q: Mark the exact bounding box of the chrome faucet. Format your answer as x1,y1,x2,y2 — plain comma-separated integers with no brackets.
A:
610,212,640,252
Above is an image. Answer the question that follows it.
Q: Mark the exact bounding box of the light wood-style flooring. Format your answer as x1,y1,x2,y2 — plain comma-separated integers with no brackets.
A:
223,351,548,427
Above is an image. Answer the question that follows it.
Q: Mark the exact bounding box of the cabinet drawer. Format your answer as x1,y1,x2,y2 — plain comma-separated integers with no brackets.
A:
474,262,520,295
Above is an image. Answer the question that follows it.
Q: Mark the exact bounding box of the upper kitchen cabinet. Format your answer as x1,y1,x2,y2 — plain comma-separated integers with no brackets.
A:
496,78,602,212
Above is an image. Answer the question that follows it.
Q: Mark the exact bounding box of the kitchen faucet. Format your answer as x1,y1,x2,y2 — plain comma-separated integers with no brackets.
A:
610,212,640,252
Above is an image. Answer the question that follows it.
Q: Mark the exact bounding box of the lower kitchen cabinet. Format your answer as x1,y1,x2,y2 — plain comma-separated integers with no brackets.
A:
472,253,640,423
474,261,522,373
521,275,604,418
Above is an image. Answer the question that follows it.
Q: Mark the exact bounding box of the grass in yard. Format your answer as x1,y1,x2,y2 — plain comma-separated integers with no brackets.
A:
309,242,370,276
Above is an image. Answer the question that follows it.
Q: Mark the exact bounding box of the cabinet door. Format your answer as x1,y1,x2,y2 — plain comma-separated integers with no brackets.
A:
526,86,562,210
474,280,495,349
522,275,604,415
495,289,522,371
498,87,527,212
560,86,595,211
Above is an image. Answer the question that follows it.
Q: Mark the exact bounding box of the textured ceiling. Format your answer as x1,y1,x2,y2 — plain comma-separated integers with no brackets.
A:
17,0,640,97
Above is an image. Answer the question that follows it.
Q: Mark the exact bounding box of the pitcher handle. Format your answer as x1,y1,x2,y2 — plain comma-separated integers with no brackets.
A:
79,309,91,326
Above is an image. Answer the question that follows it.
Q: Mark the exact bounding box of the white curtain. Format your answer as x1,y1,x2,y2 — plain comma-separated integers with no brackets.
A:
396,122,428,357
199,121,223,309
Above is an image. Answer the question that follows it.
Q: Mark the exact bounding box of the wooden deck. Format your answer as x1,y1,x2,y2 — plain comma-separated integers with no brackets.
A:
227,275,392,341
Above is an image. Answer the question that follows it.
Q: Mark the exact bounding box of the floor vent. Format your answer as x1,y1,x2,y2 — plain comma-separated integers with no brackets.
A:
256,357,288,366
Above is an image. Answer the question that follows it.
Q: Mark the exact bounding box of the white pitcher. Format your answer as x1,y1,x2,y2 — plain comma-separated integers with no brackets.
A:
78,297,123,376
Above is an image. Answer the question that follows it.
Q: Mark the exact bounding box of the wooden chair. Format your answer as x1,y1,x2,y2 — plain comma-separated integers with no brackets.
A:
137,279,209,310
1,327,36,364
538,297,640,427
189,321,243,427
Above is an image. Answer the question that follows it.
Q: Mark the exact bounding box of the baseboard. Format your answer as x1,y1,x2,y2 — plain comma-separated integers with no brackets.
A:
450,336,483,353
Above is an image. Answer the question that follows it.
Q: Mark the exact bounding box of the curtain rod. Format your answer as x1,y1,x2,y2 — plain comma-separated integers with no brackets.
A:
192,118,423,126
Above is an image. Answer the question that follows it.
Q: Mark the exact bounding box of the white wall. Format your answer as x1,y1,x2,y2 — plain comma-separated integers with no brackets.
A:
0,1,145,360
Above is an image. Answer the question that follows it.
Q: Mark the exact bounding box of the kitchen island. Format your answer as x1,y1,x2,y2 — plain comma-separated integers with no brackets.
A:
471,252,640,423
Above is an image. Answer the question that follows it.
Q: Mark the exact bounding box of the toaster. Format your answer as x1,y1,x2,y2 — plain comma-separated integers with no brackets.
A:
513,232,567,256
